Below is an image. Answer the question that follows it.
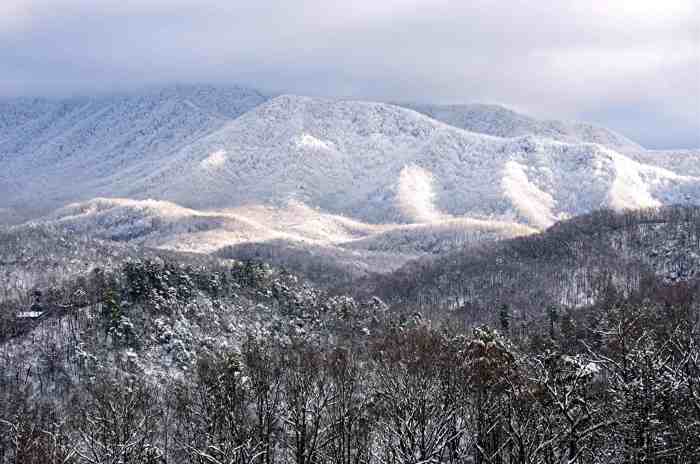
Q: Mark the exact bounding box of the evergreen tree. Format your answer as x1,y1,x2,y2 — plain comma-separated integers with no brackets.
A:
498,303,510,334
547,305,559,339
103,288,122,337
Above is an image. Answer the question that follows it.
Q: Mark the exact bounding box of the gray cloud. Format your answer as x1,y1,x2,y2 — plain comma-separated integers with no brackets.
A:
1,0,698,148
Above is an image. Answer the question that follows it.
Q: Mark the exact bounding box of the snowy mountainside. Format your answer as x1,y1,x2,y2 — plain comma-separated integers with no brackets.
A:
40,198,383,253
0,255,378,387
399,102,643,151
133,95,700,228
0,85,267,220
342,217,536,254
0,222,169,304
43,198,278,254
0,97,62,133
1,88,698,239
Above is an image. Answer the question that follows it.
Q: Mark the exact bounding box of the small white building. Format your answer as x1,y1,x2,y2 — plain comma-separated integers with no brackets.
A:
17,302,45,319
16,311,44,319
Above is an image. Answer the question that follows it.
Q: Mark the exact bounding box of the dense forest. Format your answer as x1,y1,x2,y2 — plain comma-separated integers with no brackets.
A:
0,207,699,463
365,206,700,322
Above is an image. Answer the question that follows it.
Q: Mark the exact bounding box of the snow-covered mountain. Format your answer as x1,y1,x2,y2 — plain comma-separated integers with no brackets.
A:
45,94,698,227
1,87,698,238
0,84,267,219
399,102,643,152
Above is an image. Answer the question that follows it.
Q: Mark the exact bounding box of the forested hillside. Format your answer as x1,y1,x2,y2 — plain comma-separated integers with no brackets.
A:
0,249,698,463
365,206,700,324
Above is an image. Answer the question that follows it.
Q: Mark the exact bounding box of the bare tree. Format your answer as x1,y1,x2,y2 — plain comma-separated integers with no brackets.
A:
71,377,164,464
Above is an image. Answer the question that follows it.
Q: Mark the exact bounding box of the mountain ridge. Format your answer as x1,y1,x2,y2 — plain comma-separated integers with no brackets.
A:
119,94,700,228
1,86,698,237
398,102,644,152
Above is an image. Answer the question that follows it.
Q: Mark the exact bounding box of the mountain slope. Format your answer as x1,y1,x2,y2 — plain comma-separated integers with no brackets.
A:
121,95,700,227
0,85,267,220
399,102,643,151
364,206,700,320
1,91,697,234
627,149,700,177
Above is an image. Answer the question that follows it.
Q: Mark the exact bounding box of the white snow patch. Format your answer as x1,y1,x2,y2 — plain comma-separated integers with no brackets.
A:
502,160,558,229
606,151,690,211
17,311,44,319
200,149,228,169
397,165,450,223
295,133,333,151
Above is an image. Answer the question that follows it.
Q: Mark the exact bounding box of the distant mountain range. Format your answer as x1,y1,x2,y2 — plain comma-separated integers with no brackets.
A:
1,85,698,261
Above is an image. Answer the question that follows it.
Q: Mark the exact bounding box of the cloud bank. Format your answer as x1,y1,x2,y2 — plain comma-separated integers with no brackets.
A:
1,0,698,148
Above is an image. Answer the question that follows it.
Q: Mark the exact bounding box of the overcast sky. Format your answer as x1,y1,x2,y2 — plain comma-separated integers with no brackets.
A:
1,0,698,149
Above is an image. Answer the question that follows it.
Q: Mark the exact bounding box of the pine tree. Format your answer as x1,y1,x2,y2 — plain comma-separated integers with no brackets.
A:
103,288,122,336
499,303,510,334
547,305,558,339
